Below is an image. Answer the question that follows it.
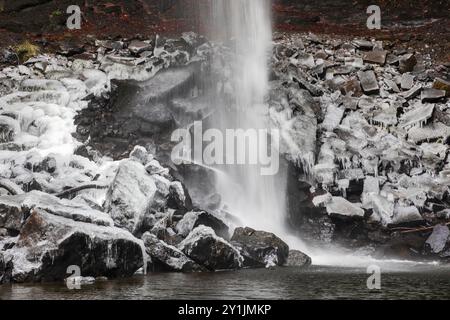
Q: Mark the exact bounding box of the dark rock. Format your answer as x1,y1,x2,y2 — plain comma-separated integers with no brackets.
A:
399,53,417,73
286,250,312,267
352,40,373,50
231,227,289,268
421,88,446,103
357,70,379,94
175,211,229,240
128,40,152,55
143,232,206,272
0,116,18,143
179,226,242,271
167,181,193,212
41,156,57,174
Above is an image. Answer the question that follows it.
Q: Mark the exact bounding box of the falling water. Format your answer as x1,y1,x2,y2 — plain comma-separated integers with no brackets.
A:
206,0,289,235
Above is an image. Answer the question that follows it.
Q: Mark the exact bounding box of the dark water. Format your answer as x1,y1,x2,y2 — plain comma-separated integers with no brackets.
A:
1,265,449,300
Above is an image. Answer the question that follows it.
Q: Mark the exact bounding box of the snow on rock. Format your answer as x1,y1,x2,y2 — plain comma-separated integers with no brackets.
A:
104,159,157,233
0,209,143,283
325,196,364,218
391,205,423,224
175,211,229,239
142,232,205,272
179,226,243,271
0,191,114,228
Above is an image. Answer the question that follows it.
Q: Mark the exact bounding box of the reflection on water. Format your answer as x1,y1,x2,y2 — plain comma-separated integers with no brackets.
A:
1,265,450,300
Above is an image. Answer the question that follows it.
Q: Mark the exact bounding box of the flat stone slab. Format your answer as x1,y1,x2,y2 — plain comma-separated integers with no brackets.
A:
363,50,388,65
352,39,374,50
421,88,446,103
357,70,379,94
433,78,450,96
400,85,422,100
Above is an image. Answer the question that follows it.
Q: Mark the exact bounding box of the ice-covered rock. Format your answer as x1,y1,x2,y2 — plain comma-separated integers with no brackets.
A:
391,205,423,224
0,209,143,283
143,232,205,272
230,227,290,268
325,196,365,218
104,160,157,232
0,191,113,229
179,226,242,271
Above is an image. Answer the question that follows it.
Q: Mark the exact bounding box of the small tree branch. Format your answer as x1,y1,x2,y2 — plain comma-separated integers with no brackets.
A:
55,184,108,199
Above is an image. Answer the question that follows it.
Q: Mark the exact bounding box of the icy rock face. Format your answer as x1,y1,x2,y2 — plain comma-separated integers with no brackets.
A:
142,232,205,272
272,33,449,253
0,209,143,284
325,196,365,218
0,191,113,228
230,227,290,268
179,226,243,271
104,159,157,233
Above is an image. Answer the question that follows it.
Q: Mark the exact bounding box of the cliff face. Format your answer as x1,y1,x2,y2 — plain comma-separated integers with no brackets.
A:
1,0,449,34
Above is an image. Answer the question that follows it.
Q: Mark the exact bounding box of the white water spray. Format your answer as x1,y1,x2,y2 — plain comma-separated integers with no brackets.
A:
207,0,292,237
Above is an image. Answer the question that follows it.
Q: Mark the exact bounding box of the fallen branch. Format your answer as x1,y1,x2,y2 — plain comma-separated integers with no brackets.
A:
55,184,108,199
392,222,450,234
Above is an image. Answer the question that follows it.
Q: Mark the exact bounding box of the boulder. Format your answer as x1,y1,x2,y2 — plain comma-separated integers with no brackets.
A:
143,232,205,272
179,226,242,271
175,211,229,239
104,160,157,232
0,209,143,283
230,227,289,268
286,250,312,267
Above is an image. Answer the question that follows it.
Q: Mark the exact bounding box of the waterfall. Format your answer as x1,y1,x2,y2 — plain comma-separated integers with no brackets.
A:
205,0,289,235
